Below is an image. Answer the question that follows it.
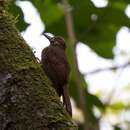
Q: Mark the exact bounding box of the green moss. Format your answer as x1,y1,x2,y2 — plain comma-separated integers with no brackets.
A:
0,11,40,71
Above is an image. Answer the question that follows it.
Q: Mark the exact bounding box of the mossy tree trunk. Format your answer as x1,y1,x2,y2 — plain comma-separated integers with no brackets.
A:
0,1,77,130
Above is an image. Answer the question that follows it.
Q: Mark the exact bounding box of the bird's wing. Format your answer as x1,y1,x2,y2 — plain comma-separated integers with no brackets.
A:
42,46,70,85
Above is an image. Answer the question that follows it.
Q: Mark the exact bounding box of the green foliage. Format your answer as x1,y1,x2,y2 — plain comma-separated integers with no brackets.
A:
84,91,105,124
9,0,130,57
114,125,122,130
108,102,126,111
31,0,130,58
86,92,105,110
106,101,130,114
32,0,64,27
8,0,28,31
10,0,130,58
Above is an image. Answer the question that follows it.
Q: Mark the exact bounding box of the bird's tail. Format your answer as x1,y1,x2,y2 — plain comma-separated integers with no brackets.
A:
62,84,72,117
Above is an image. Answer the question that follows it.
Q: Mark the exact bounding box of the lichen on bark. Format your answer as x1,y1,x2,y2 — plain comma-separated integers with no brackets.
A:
0,1,77,130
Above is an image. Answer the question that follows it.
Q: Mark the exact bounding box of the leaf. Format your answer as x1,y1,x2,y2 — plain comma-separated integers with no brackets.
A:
31,0,64,26
8,0,29,31
108,102,126,111
86,92,105,110
114,125,122,130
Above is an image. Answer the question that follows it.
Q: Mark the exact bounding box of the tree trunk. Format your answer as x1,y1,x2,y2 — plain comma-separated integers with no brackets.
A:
0,1,77,130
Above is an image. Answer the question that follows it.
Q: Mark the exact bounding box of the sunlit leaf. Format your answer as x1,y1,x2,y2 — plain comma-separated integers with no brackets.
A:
108,102,126,111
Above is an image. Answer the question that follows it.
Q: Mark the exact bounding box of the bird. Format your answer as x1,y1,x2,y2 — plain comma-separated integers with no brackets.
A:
41,33,72,116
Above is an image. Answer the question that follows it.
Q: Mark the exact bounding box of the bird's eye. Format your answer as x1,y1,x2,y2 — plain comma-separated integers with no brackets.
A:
54,41,59,45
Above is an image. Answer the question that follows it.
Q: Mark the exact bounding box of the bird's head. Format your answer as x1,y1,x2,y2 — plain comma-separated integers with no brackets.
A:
43,33,66,50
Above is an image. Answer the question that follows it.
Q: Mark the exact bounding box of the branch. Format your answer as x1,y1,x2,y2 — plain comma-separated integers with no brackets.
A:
85,62,130,75
63,0,90,129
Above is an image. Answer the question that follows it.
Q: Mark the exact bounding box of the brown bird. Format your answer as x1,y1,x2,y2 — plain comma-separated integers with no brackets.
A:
41,33,72,116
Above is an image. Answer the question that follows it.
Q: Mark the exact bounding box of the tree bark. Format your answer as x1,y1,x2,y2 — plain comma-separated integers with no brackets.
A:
0,1,77,130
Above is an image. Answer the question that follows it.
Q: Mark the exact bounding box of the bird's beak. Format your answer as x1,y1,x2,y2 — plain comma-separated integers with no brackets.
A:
42,33,54,42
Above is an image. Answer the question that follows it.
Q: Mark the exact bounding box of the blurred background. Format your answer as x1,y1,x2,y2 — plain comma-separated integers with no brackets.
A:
9,0,130,130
